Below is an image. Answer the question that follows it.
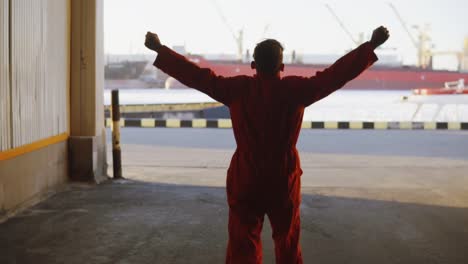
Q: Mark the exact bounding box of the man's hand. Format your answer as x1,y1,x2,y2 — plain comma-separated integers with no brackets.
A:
370,26,390,49
145,31,162,52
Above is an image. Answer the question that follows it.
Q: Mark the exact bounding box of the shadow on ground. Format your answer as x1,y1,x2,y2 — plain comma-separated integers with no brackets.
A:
1,180,467,264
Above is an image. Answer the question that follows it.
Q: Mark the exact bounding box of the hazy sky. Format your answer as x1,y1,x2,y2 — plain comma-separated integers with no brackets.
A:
104,0,467,67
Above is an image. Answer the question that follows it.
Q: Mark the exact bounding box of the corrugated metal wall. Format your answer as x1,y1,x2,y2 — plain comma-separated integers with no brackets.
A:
44,0,69,139
6,0,68,149
0,0,11,151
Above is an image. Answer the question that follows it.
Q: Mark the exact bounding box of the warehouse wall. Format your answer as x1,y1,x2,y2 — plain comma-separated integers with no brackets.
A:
10,0,69,147
0,0,11,152
0,0,70,220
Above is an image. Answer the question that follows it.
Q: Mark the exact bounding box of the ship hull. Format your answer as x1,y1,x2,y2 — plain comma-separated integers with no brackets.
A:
196,59,468,90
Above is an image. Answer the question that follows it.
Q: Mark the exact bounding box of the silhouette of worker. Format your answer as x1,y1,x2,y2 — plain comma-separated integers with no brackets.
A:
145,26,389,264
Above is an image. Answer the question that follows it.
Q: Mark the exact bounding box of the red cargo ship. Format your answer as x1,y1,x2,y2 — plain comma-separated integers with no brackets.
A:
188,55,468,90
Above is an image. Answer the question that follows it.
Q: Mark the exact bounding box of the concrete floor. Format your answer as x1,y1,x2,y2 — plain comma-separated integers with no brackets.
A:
1,140,468,263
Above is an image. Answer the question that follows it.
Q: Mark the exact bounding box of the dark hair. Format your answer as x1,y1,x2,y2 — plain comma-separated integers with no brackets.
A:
253,39,284,75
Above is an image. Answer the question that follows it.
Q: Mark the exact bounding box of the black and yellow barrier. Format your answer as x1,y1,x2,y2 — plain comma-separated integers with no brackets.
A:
105,118,468,130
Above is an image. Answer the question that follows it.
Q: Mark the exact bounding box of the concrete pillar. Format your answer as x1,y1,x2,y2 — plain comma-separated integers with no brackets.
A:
69,0,107,182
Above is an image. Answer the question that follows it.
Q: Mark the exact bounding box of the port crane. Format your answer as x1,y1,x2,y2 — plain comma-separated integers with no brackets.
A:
388,3,433,68
388,2,465,70
210,0,243,61
324,4,364,46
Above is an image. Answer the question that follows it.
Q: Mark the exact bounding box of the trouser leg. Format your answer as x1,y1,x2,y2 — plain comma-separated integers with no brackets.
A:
226,206,264,264
267,205,302,264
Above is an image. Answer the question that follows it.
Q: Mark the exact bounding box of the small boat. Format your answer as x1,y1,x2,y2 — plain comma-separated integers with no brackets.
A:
412,79,468,95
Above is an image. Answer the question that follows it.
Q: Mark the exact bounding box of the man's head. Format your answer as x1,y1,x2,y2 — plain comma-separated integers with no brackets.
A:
251,39,284,76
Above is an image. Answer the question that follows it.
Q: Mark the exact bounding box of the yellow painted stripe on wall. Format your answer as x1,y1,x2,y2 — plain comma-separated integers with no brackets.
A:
0,133,68,161
192,119,207,128
349,122,363,129
218,119,232,128
324,122,338,129
166,119,181,128
448,122,461,130
141,119,155,128
423,122,436,130
399,122,412,130
301,122,311,129
374,122,388,130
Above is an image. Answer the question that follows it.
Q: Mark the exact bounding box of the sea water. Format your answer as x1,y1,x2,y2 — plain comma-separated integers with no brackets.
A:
104,89,468,122
304,90,468,122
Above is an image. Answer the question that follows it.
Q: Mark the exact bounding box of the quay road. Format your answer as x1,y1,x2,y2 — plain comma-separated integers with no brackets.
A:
109,128,468,160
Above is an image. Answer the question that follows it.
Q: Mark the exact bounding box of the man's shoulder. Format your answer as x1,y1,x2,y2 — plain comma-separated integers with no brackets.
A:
222,75,254,83
281,75,308,86
230,75,254,80
282,75,306,81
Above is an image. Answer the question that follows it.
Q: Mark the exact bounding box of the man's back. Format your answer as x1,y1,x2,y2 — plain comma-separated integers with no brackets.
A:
154,42,378,207
230,75,304,153
226,75,306,207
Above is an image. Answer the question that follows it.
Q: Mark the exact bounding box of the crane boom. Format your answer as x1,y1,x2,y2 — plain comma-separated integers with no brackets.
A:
388,3,418,48
324,4,358,45
210,0,243,59
210,0,236,42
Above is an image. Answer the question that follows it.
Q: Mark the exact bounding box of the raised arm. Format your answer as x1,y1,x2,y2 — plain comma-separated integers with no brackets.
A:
294,26,390,106
144,32,240,106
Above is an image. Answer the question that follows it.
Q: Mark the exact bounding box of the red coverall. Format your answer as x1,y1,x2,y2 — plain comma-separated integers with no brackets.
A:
154,42,377,264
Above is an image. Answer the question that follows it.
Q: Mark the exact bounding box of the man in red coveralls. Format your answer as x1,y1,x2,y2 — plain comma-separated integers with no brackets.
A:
145,26,389,264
